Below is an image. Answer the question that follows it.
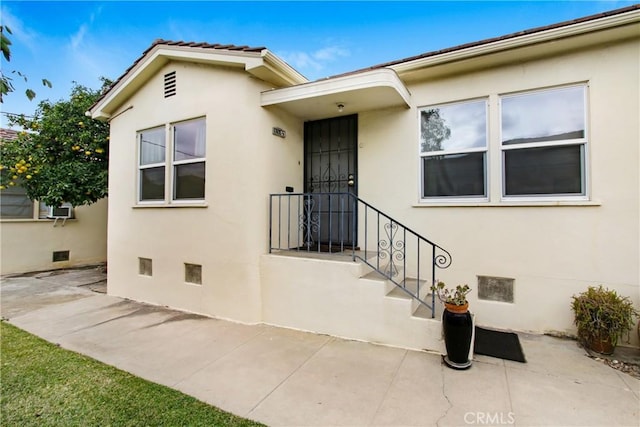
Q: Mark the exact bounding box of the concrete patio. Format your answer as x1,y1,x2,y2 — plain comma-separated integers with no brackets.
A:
1,266,638,426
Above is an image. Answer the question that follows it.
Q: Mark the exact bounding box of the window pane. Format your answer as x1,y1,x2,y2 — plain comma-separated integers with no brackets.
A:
420,100,486,153
504,145,583,195
423,152,485,197
140,167,165,201
174,119,206,161
502,86,585,145
174,162,205,199
140,127,165,165
0,186,34,219
38,201,49,219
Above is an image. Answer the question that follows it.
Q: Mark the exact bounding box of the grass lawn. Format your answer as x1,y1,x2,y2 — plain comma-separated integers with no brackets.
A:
0,321,265,426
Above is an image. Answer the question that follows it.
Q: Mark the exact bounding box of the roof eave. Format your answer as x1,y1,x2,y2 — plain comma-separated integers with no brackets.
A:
261,68,411,121
90,44,307,120
390,7,640,76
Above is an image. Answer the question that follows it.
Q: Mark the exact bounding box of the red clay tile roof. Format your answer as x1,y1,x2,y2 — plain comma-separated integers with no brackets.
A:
150,40,265,53
91,40,267,110
0,128,19,142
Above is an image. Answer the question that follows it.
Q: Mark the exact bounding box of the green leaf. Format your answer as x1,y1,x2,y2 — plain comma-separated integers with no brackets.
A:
42,78,52,88
0,26,12,62
25,88,35,101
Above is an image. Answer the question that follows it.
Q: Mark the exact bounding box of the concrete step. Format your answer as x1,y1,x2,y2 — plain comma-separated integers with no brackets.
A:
261,253,444,353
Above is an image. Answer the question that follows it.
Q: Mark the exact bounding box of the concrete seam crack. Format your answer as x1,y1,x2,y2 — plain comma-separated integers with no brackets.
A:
245,335,334,417
436,358,453,427
369,349,408,425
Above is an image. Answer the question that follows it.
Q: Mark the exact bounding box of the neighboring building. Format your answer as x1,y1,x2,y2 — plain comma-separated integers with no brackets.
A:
89,6,639,351
0,128,108,275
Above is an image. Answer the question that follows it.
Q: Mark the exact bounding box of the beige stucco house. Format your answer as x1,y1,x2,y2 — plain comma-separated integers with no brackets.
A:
0,129,108,275
89,5,639,351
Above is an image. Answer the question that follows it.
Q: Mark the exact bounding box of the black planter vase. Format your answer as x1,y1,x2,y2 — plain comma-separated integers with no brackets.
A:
442,303,473,369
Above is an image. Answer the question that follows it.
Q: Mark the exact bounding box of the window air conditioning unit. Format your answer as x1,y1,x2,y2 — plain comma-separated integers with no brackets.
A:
47,203,73,219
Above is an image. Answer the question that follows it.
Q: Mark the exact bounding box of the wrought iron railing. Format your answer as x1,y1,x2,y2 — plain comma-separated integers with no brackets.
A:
269,192,452,318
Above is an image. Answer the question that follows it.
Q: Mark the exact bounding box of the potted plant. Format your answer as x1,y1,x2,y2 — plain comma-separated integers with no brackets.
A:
431,281,473,369
571,285,639,355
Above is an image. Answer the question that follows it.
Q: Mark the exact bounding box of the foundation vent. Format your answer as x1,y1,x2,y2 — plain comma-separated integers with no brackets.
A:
139,257,153,276
185,263,202,285
52,250,70,262
478,275,514,303
164,71,176,98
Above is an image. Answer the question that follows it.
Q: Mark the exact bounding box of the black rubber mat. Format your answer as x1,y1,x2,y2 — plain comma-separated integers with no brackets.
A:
474,326,526,362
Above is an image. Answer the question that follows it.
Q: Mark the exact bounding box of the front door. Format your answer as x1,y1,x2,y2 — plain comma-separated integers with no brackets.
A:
304,115,357,250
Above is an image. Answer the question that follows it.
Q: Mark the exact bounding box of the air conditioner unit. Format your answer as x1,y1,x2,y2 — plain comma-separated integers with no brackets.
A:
47,204,73,219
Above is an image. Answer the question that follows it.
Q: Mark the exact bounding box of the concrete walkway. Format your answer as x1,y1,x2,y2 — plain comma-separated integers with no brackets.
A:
1,268,639,427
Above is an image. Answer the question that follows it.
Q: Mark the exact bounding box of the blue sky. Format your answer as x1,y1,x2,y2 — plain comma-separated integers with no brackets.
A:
1,1,634,127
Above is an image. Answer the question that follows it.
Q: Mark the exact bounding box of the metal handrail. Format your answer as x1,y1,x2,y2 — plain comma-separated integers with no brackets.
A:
269,192,452,318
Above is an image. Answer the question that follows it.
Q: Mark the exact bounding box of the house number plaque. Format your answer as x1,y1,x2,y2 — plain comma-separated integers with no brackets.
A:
272,127,286,138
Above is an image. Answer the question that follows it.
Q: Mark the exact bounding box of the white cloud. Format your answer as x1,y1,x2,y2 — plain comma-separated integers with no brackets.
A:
314,46,349,62
68,5,102,51
278,44,350,77
0,6,38,53
70,24,88,50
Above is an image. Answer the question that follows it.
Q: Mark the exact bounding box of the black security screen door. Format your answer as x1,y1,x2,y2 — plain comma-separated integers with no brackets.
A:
304,115,358,250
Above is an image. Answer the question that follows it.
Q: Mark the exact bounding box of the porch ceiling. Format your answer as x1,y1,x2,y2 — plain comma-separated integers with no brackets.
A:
260,68,411,121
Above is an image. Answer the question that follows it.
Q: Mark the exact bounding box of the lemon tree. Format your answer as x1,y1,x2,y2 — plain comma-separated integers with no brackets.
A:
0,81,110,206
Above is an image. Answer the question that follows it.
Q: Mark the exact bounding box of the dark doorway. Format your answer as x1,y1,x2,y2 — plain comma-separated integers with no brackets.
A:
303,115,358,250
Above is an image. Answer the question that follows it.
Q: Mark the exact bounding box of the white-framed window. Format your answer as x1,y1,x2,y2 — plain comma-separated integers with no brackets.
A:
172,119,206,201
139,126,166,202
137,117,206,203
0,185,34,219
500,85,587,199
0,185,49,220
419,99,488,200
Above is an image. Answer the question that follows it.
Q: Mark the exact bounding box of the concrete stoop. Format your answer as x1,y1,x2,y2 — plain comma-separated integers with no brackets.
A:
260,253,445,353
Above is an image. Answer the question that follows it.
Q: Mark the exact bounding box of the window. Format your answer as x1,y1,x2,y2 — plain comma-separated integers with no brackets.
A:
0,185,34,219
0,185,49,220
501,85,586,198
137,118,206,203
173,119,206,200
139,127,166,201
420,99,487,199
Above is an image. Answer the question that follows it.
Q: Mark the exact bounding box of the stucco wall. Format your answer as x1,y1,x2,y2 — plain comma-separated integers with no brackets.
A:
357,39,639,342
0,199,108,275
106,61,303,323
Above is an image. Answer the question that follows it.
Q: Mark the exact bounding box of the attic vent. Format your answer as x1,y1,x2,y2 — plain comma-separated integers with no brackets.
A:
164,71,176,98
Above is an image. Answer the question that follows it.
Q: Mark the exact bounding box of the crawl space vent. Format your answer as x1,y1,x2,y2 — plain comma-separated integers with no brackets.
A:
164,71,176,98
52,250,70,262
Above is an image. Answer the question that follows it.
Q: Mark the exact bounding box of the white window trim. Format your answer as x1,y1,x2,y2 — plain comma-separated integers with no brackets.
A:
416,83,591,207
499,83,589,202
136,117,207,207
137,124,167,205
171,118,206,203
0,186,56,221
418,98,489,203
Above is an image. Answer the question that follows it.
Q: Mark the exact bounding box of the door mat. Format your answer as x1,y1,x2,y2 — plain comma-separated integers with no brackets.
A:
474,326,526,363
